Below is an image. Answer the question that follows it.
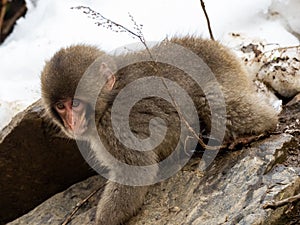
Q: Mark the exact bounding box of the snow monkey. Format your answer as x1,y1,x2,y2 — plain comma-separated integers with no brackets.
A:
41,36,278,225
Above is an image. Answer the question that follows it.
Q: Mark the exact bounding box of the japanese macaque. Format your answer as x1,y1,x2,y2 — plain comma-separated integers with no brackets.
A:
41,37,278,225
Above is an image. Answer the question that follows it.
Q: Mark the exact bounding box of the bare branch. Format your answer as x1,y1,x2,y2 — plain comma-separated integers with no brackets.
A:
263,193,300,209
71,6,153,58
200,0,215,41
61,183,105,225
262,45,300,56
160,77,224,150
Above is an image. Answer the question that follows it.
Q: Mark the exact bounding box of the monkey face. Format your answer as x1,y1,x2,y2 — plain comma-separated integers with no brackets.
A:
53,97,90,137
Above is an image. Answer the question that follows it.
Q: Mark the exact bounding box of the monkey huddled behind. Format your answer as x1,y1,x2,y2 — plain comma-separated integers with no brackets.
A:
41,36,278,225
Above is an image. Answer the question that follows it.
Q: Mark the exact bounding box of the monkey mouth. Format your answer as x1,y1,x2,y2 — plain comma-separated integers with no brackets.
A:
63,118,90,138
75,126,88,136
67,126,88,138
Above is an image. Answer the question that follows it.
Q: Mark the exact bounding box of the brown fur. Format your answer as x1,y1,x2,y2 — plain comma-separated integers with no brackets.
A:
170,37,278,139
40,37,278,225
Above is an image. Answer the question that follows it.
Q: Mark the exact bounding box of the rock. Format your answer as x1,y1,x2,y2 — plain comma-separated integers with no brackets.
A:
257,49,300,98
253,80,282,113
128,134,300,225
287,92,300,106
7,176,106,225
226,38,300,99
0,100,95,224
3,96,300,225
7,133,300,225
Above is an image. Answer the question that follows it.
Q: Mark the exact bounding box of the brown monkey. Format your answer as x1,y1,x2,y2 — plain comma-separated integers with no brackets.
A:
41,45,160,225
41,37,278,225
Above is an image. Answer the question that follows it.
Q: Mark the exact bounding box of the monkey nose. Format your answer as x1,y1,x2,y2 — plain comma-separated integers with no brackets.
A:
67,113,87,135
66,112,76,131
69,121,76,131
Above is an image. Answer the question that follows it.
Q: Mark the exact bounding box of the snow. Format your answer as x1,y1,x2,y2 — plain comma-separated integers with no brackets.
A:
0,0,299,130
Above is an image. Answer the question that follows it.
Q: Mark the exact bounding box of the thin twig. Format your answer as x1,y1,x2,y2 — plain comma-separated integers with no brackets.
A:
72,6,153,58
61,183,105,225
200,0,214,40
263,193,300,209
262,45,300,56
284,129,300,134
160,77,224,150
0,0,8,34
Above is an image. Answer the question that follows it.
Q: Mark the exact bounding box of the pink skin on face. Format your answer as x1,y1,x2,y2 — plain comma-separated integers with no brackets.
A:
55,98,88,135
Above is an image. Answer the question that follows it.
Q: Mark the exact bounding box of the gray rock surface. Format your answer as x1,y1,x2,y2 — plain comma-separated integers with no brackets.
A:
129,134,300,225
7,133,300,225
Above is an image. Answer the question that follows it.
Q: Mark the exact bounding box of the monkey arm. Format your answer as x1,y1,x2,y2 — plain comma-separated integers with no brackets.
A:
95,181,148,225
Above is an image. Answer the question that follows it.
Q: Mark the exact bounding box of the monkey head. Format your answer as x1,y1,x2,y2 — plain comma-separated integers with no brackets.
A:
41,45,116,139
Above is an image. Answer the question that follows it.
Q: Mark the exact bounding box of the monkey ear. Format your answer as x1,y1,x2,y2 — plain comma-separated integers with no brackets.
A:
100,63,116,90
